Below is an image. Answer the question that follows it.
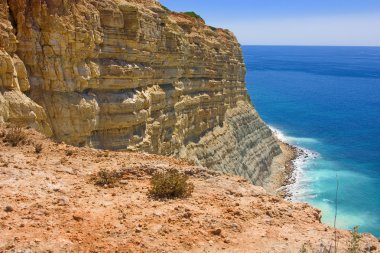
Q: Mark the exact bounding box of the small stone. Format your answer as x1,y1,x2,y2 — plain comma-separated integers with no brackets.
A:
153,211,161,217
230,223,240,231
211,228,222,236
55,197,69,206
4,206,13,212
119,180,128,185
135,227,142,233
224,238,231,244
73,215,83,222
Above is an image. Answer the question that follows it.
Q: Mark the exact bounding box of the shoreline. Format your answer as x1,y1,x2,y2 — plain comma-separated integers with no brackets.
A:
265,139,298,197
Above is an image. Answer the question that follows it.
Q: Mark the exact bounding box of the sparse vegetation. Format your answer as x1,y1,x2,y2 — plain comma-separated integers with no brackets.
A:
182,11,204,21
298,241,332,253
34,143,43,153
298,226,364,253
299,243,308,253
160,4,170,12
60,157,68,164
97,150,110,157
347,226,362,253
65,149,74,156
209,25,218,31
149,168,194,199
4,126,27,146
91,169,121,187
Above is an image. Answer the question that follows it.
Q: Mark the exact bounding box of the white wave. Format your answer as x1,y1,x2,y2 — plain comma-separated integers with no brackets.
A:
287,150,320,202
268,125,320,202
287,136,320,144
269,125,319,145
268,126,288,142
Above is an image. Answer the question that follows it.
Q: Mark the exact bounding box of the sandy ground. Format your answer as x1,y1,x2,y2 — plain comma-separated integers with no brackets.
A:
0,125,379,252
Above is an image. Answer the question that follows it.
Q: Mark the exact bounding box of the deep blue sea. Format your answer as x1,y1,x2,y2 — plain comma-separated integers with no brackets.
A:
243,46,380,237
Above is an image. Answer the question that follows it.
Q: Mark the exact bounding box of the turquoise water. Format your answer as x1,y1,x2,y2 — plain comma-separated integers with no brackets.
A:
243,46,380,236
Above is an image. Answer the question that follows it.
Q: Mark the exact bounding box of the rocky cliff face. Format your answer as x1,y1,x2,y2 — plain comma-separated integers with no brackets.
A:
0,0,281,185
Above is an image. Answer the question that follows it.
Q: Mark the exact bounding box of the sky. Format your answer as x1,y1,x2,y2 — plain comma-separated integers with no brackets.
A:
159,0,380,46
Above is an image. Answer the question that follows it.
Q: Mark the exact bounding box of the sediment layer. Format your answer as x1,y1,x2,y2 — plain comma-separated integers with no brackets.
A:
0,0,281,185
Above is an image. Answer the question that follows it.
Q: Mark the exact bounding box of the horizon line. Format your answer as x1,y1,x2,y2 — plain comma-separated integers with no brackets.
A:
241,44,380,47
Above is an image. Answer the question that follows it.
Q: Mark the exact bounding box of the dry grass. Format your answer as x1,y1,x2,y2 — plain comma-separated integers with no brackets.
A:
149,168,194,199
91,169,122,187
3,126,27,146
347,226,362,253
34,143,43,153
65,149,74,156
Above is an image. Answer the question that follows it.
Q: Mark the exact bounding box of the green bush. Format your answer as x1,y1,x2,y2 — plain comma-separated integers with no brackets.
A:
149,169,194,199
182,11,204,21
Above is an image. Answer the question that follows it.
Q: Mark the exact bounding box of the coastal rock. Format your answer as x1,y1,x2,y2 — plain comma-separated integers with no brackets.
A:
0,0,281,184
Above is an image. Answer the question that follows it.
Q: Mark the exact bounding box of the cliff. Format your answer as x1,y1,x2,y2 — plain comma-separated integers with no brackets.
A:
0,127,379,252
0,0,281,185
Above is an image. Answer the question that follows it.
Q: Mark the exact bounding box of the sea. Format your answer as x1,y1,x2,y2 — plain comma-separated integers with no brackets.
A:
243,45,380,237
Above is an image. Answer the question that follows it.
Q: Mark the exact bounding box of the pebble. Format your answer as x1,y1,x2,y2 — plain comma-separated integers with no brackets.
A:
72,215,83,222
119,180,128,185
211,228,222,236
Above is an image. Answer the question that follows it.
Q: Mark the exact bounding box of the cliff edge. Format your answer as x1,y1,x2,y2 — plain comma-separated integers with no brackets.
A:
0,0,282,186
0,127,378,252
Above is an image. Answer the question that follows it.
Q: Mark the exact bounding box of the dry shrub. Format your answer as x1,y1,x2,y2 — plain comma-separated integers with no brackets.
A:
65,149,74,156
4,126,27,146
347,226,362,253
91,169,121,187
298,241,332,253
34,143,43,153
149,168,194,199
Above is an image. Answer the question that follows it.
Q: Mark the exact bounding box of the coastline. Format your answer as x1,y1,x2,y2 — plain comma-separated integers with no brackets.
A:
265,127,319,199
265,139,298,197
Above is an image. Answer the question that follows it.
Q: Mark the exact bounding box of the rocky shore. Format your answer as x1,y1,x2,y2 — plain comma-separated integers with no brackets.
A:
265,139,298,196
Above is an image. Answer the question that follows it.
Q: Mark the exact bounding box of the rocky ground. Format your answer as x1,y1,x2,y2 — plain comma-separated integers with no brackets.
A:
0,125,379,253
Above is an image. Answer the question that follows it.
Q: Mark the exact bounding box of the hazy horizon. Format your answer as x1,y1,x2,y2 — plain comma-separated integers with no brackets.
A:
160,0,380,47
241,44,380,47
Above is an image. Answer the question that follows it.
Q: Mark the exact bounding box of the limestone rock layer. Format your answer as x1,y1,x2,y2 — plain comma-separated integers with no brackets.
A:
0,0,281,184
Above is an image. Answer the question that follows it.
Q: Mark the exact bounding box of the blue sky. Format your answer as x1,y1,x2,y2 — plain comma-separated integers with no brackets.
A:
159,0,380,46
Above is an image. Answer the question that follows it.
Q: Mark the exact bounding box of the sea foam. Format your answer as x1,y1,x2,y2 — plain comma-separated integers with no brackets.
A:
269,126,319,201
